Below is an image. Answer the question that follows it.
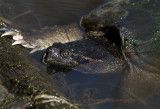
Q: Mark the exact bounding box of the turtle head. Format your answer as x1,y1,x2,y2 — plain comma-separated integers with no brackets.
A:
44,43,78,73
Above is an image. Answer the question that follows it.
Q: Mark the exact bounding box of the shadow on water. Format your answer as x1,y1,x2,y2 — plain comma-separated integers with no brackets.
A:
0,0,160,109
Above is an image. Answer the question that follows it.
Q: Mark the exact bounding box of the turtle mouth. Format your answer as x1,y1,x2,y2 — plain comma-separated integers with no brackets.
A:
46,60,78,74
46,59,78,67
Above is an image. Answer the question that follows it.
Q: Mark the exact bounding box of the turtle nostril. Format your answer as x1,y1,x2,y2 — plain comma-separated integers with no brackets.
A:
46,48,51,53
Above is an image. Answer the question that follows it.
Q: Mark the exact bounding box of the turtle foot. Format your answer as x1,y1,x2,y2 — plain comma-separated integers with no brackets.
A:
0,27,34,48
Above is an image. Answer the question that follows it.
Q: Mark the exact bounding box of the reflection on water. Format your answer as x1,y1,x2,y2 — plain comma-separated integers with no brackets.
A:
0,0,160,109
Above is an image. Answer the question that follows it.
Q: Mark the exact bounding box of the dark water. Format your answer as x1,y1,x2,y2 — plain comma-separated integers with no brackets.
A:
0,0,160,109
0,0,106,28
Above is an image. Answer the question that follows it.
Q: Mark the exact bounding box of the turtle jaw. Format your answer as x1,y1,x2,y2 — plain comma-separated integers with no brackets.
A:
46,58,78,68
43,46,78,72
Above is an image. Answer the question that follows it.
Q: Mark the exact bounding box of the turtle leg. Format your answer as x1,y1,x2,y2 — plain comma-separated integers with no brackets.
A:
0,27,34,48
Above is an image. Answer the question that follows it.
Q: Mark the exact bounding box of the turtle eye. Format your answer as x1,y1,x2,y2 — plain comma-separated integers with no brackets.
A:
60,50,69,58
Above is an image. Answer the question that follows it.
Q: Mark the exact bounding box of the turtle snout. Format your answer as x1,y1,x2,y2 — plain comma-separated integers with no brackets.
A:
46,47,53,53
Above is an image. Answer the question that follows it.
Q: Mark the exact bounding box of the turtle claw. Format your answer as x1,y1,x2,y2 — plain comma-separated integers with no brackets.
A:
1,30,17,37
1,28,23,41
0,27,35,49
12,39,34,48
12,39,27,45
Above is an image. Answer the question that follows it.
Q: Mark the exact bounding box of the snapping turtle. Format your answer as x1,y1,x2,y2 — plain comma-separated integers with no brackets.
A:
1,0,160,108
